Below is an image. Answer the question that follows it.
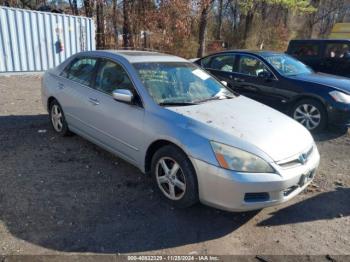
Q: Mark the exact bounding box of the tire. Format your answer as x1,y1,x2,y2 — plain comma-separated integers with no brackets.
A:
151,145,199,208
291,98,327,133
49,99,72,136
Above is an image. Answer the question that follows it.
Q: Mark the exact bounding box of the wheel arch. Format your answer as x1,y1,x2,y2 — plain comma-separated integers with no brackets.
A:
47,96,57,111
144,139,190,175
289,94,329,131
289,94,328,114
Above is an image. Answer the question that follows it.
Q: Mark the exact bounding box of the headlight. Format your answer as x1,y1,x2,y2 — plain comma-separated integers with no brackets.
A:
210,141,275,173
329,91,350,104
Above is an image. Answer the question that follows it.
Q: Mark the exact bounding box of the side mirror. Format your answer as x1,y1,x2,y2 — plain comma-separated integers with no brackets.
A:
112,89,134,103
258,71,273,81
220,80,228,86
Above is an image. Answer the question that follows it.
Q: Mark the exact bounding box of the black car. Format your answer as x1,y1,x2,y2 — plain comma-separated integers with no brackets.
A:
286,39,350,78
195,50,350,132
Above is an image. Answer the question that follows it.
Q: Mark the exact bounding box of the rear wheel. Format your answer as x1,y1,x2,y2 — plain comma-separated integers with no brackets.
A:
49,100,71,136
291,99,327,133
151,145,198,208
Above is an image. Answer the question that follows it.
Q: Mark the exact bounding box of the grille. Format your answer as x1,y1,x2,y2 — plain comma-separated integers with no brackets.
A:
278,145,314,169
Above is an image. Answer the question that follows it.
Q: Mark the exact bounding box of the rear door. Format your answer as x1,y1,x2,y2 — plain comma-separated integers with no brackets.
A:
57,56,100,133
199,53,237,88
322,41,350,77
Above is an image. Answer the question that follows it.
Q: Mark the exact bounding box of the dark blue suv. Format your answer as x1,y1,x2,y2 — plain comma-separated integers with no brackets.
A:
287,39,350,78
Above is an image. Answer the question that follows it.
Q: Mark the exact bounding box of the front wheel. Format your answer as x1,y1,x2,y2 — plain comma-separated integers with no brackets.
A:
291,99,327,133
151,145,198,208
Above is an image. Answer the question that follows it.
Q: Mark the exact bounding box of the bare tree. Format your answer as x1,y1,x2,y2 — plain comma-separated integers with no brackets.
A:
83,0,94,17
297,0,350,38
197,0,214,58
96,0,105,49
216,0,224,40
123,0,134,48
112,0,119,48
243,8,255,45
68,0,78,15
19,0,35,9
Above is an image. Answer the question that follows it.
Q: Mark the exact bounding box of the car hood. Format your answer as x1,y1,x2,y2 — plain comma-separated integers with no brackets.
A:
289,73,350,94
167,96,313,162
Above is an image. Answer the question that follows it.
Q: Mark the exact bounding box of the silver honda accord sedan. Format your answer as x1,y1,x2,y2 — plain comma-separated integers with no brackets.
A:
41,50,320,212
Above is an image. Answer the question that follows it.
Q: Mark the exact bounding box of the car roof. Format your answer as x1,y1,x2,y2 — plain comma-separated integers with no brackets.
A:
289,39,350,43
80,50,188,63
201,50,283,58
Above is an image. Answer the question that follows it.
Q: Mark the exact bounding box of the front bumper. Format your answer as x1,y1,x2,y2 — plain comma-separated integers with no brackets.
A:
327,102,350,127
190,146,320,212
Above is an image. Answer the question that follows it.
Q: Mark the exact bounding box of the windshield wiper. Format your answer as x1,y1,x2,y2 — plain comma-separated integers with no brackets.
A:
159,102,198,107
196,95,234,104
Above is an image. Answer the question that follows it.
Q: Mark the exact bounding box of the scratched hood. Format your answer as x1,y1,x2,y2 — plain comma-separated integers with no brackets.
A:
167,96,314,162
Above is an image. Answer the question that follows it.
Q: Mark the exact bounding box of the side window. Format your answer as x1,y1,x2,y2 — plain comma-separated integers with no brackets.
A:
62,57,97,86
200,56,212,68
238,55,269,77
290,43,320,57
95,60,134,95
208,55,236,72
325,43,350,58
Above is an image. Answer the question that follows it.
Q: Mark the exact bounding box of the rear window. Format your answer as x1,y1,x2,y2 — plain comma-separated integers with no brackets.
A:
61,57,98,86
289,42,320,58
200,54,237,72
325,42,350,58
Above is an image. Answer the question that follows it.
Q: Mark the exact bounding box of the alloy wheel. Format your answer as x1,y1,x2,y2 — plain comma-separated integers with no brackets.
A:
293,103,321,130
155,157,186,200
51,104,63,132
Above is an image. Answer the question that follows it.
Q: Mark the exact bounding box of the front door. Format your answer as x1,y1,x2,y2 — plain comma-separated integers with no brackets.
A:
85,58,145,164
231,54,280,108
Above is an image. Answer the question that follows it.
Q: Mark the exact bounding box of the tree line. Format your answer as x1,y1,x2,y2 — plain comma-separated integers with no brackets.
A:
1,0,350,58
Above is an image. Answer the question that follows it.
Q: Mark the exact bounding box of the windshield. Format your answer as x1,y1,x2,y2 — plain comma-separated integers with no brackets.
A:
133,62,234,105
262,54,313,76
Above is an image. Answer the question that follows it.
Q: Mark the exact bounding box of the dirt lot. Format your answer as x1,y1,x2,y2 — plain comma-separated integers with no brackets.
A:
0,75,349,256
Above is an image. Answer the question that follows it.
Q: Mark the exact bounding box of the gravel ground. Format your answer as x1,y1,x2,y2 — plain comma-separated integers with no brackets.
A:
0,75,349,256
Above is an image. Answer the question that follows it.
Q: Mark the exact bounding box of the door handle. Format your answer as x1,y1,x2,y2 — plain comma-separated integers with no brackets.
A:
89,97,100,105
244,86,258,92
58,82,65,89
233,77,245,82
